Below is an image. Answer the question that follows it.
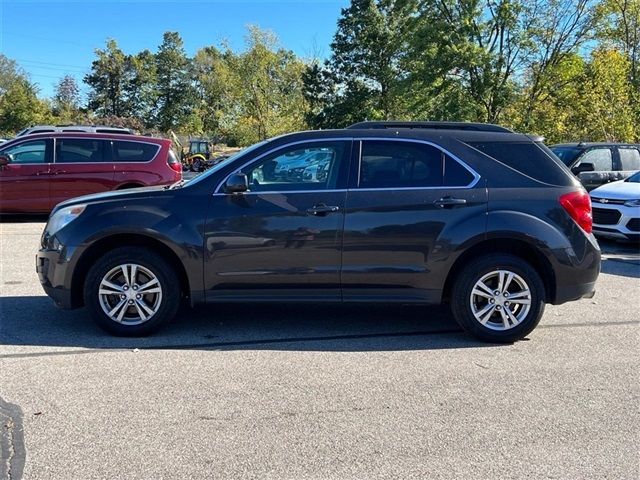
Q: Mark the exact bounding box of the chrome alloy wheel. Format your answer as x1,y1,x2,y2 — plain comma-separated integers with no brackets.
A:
98,264,163,325
469,269,532,331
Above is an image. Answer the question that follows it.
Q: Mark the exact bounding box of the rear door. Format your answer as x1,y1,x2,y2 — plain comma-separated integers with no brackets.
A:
50,138,113,207
112,140,163,186
341,139,487,303
0,139,52,213
617,146,640,179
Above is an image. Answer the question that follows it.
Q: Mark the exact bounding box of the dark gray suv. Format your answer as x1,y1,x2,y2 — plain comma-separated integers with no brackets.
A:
37,122,600,343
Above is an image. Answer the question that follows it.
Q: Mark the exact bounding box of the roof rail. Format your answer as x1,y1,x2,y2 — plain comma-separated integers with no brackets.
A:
346,121,514,133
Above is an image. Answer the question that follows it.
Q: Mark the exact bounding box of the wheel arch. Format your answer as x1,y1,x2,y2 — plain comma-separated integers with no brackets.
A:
442,237,557,304
70,233,190,308
116,183,145,190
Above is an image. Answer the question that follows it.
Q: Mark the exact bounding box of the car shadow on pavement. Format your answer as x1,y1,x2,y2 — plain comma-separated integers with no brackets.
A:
0,296,504,353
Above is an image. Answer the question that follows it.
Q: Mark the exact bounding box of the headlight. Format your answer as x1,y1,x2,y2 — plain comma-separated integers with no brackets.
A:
624,199,640,207
47,205,86,235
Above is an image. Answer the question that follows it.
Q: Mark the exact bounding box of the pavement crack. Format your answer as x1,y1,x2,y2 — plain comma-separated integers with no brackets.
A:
0,396,25,480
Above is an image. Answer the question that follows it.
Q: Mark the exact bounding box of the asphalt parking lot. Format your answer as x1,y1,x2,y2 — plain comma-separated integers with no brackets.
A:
1,219,639,480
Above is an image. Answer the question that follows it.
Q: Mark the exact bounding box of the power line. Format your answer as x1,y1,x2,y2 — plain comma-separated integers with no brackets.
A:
14,58,87,70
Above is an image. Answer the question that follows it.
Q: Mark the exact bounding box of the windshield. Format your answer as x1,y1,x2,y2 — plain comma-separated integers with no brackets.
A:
625,171,640,182
186,140,269,187
550,146,581,166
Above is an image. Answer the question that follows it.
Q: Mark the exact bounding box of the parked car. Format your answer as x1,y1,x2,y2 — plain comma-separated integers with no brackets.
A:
15,125,134,137
589,170,640,242
0,132,182,213
37,121,600,342
550,142,640,191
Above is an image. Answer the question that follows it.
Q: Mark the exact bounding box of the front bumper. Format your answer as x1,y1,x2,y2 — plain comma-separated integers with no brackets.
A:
36,247,77,309
591,202,640,242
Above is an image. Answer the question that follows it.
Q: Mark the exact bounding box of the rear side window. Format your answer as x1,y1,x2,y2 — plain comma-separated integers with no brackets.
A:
467,141,570,185
56,139,108,163
112,141,159,162
619,147,640,170
444,156,475,186
359,141,443,188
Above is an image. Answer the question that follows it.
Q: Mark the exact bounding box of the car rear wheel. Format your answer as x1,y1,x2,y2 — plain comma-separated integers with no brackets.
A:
450,254,545,343
84,247,180,336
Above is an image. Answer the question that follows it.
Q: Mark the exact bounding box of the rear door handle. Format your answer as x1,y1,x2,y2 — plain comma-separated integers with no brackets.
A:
53,170,67,175
307,204,340,216
434,197,467,208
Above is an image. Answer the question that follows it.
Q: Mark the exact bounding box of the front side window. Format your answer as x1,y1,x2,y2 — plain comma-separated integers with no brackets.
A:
619,147,640,170
56,139,108,163
243,141,349,192
359,141,443,188
112,141,160,162
1,140,49,164
578,148,613,171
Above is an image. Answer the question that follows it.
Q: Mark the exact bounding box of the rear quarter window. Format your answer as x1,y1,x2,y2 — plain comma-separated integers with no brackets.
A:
112,141,160,162
467,141,571,185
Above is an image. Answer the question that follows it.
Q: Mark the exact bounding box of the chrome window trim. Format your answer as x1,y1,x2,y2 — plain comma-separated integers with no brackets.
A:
214,137,354,194
212,189,348,197
52,136,162,164
213,136,481,196
356,137,481,189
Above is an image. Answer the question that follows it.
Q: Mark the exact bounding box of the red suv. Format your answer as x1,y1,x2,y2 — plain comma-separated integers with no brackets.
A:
0,133,182,213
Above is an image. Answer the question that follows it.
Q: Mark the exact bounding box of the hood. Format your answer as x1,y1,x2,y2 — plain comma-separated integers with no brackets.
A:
589,179,640,200
54,185,169,211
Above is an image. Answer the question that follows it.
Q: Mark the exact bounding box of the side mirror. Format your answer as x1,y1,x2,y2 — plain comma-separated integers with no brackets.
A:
224,173,249,194
0,155,9,169
572,162,595,174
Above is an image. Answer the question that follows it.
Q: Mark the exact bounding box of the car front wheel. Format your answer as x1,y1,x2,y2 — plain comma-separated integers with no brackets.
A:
84,247,180,336
450,254,546,343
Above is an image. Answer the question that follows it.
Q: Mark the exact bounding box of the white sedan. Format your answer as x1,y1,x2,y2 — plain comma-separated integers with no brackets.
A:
589,170,640,242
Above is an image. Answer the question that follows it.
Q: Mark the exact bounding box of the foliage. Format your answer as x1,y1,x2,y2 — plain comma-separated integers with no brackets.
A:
154,32,196,131
1,5,638,143
84,39,129,117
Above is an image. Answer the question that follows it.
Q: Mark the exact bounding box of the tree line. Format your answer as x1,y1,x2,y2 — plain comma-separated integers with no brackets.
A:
0,0,638,145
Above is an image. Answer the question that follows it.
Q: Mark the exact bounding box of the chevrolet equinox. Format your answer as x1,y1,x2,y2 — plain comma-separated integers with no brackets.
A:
37,122,600,342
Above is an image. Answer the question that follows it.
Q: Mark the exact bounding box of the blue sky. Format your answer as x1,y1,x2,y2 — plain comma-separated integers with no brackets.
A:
0,0,349,99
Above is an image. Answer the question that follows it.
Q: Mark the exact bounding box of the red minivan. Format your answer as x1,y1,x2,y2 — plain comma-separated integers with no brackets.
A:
0,133,182,213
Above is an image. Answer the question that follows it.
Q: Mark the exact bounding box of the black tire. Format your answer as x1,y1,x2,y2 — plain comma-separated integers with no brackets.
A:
450,254,545,343
83,247,180,336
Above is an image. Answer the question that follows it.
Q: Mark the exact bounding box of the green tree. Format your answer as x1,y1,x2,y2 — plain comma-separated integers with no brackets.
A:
124,50,158,126
195,27,308,145
409,0,537,123
154,31,195,131
316,0,412,126
0,79,51,134
582,48,636,141
84,39,128,117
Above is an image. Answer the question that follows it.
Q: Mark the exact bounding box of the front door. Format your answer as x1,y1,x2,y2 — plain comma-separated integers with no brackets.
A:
0,139,52,213
572,147,615,191
341,139,488,303
203,139,352,302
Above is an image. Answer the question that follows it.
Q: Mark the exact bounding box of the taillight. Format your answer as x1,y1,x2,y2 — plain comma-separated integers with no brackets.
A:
559,190,592,233
167,149,183,173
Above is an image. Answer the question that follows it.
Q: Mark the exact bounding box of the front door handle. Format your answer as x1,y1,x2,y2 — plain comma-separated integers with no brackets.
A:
307,204,340,216
52,170,67,175
434,197,467,208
